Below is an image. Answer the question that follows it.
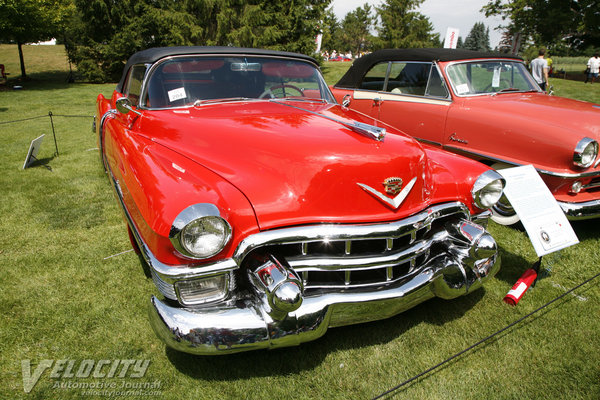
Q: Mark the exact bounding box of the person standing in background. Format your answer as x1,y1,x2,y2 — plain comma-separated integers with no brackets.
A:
585,53,600,84
530,49,549,91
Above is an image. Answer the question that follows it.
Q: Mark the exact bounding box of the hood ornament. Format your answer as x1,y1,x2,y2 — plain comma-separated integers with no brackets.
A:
357,177,417,210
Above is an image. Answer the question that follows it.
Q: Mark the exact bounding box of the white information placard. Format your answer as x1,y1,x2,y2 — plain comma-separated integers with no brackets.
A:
498,165,579,256
444,27,460,49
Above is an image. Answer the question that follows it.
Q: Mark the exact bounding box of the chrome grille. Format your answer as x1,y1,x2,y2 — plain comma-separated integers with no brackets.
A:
235,202,470,291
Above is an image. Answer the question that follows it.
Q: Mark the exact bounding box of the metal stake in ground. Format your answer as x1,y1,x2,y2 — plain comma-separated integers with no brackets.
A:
48,111,59,156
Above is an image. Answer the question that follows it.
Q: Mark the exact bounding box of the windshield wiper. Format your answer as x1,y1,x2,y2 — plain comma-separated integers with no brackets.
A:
274,97,328,103
497,88,521,93
193,97,251,106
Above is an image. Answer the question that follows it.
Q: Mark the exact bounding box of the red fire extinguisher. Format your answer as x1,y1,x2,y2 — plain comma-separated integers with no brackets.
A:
503,257,542,306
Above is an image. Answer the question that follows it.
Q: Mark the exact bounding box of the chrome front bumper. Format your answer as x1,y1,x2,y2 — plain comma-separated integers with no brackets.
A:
559,199,600,220
148,211,501,355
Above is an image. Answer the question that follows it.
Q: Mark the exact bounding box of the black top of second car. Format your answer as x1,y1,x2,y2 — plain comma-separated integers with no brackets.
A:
335,48,523,89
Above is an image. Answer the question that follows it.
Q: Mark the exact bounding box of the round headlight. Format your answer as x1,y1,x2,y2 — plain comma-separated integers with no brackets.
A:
472,170,505,209
180,216,231,258
170,204,232,259
573,137,598,168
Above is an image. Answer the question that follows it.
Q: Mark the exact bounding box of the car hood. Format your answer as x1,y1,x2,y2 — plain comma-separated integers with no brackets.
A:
463,93,600,138
137,101,438,230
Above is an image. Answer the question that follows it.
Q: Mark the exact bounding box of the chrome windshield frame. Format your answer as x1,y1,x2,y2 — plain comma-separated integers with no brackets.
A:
443,58,542,98
138,54,336,110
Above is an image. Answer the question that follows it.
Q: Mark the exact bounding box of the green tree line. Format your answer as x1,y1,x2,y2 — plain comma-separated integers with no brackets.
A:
1,0,599,82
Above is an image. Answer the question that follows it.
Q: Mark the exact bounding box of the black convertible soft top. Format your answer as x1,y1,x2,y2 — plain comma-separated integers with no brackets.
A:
335,48,523,89
116,46,318,93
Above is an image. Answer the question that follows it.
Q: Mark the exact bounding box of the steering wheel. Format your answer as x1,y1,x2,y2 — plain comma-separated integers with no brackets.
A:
259,84,305,99
483,79,512,93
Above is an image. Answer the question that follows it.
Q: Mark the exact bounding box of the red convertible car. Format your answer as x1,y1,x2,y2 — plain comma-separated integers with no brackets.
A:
331,49,600,225
96,47,505,355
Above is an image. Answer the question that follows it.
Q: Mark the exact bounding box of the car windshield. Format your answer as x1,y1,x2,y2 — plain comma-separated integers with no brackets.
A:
143,56,334,108
445,60,540,96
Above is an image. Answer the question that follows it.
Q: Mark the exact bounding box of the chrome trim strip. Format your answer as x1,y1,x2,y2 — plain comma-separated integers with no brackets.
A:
352,90,451,106
98,109,117,172
443,145,600,179
415,137,442,147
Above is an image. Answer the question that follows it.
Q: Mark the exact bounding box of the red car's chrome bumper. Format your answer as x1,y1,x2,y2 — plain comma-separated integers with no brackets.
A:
148,216,500,355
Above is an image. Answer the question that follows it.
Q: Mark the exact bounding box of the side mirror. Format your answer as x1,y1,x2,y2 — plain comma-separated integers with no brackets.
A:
342,94,351,107
116,97,141,116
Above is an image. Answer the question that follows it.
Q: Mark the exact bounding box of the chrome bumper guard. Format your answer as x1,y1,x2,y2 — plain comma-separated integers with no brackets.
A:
148,203,500,355
559,199,600,220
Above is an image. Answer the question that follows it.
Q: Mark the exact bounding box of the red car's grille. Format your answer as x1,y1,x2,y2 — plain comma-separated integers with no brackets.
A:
237,204,469,292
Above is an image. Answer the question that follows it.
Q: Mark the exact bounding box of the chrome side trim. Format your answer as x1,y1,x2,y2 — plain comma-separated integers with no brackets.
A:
352,90,451,106
98,109,117,172
415,137,442,147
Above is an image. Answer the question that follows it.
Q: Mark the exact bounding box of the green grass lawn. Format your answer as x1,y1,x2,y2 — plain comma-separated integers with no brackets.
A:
1,47,599,399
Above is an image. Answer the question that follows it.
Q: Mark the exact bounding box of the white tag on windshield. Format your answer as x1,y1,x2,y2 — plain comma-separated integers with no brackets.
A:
456,84,469,94
492,67,501,87
168,87,187,102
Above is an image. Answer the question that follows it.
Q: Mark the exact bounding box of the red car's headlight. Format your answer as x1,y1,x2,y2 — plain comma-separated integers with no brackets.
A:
170,204,232,259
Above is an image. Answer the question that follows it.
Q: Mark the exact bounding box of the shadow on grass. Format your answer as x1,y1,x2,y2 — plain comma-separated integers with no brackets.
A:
165,289,486,380
2,70,111,91
24,156,55,171
569,218,599,241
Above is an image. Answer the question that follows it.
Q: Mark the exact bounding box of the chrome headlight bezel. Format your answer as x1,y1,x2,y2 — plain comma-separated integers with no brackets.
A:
573,137,598,168
169,203,232,260
472,170,505,210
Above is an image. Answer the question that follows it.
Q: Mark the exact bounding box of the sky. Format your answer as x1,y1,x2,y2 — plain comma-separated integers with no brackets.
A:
331,0,505,48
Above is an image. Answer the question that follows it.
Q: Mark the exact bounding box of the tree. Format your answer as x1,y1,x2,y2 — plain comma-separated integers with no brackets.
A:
376,0,438,49
214,0,329,55
320,7,342,53
65,0,331,82
0,0,73,79
483,0,600,52
463,22,491,51
339,4,374,55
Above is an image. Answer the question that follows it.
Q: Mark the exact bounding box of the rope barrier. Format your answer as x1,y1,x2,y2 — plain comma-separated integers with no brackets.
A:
0,113,93,126
372,270,600,399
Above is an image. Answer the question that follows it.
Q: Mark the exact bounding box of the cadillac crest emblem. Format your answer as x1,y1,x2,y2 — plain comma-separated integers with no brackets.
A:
383,177,403,195
357,176,418,210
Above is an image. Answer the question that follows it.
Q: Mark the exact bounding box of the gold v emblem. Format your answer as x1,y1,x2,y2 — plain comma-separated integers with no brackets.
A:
357,177,417,210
